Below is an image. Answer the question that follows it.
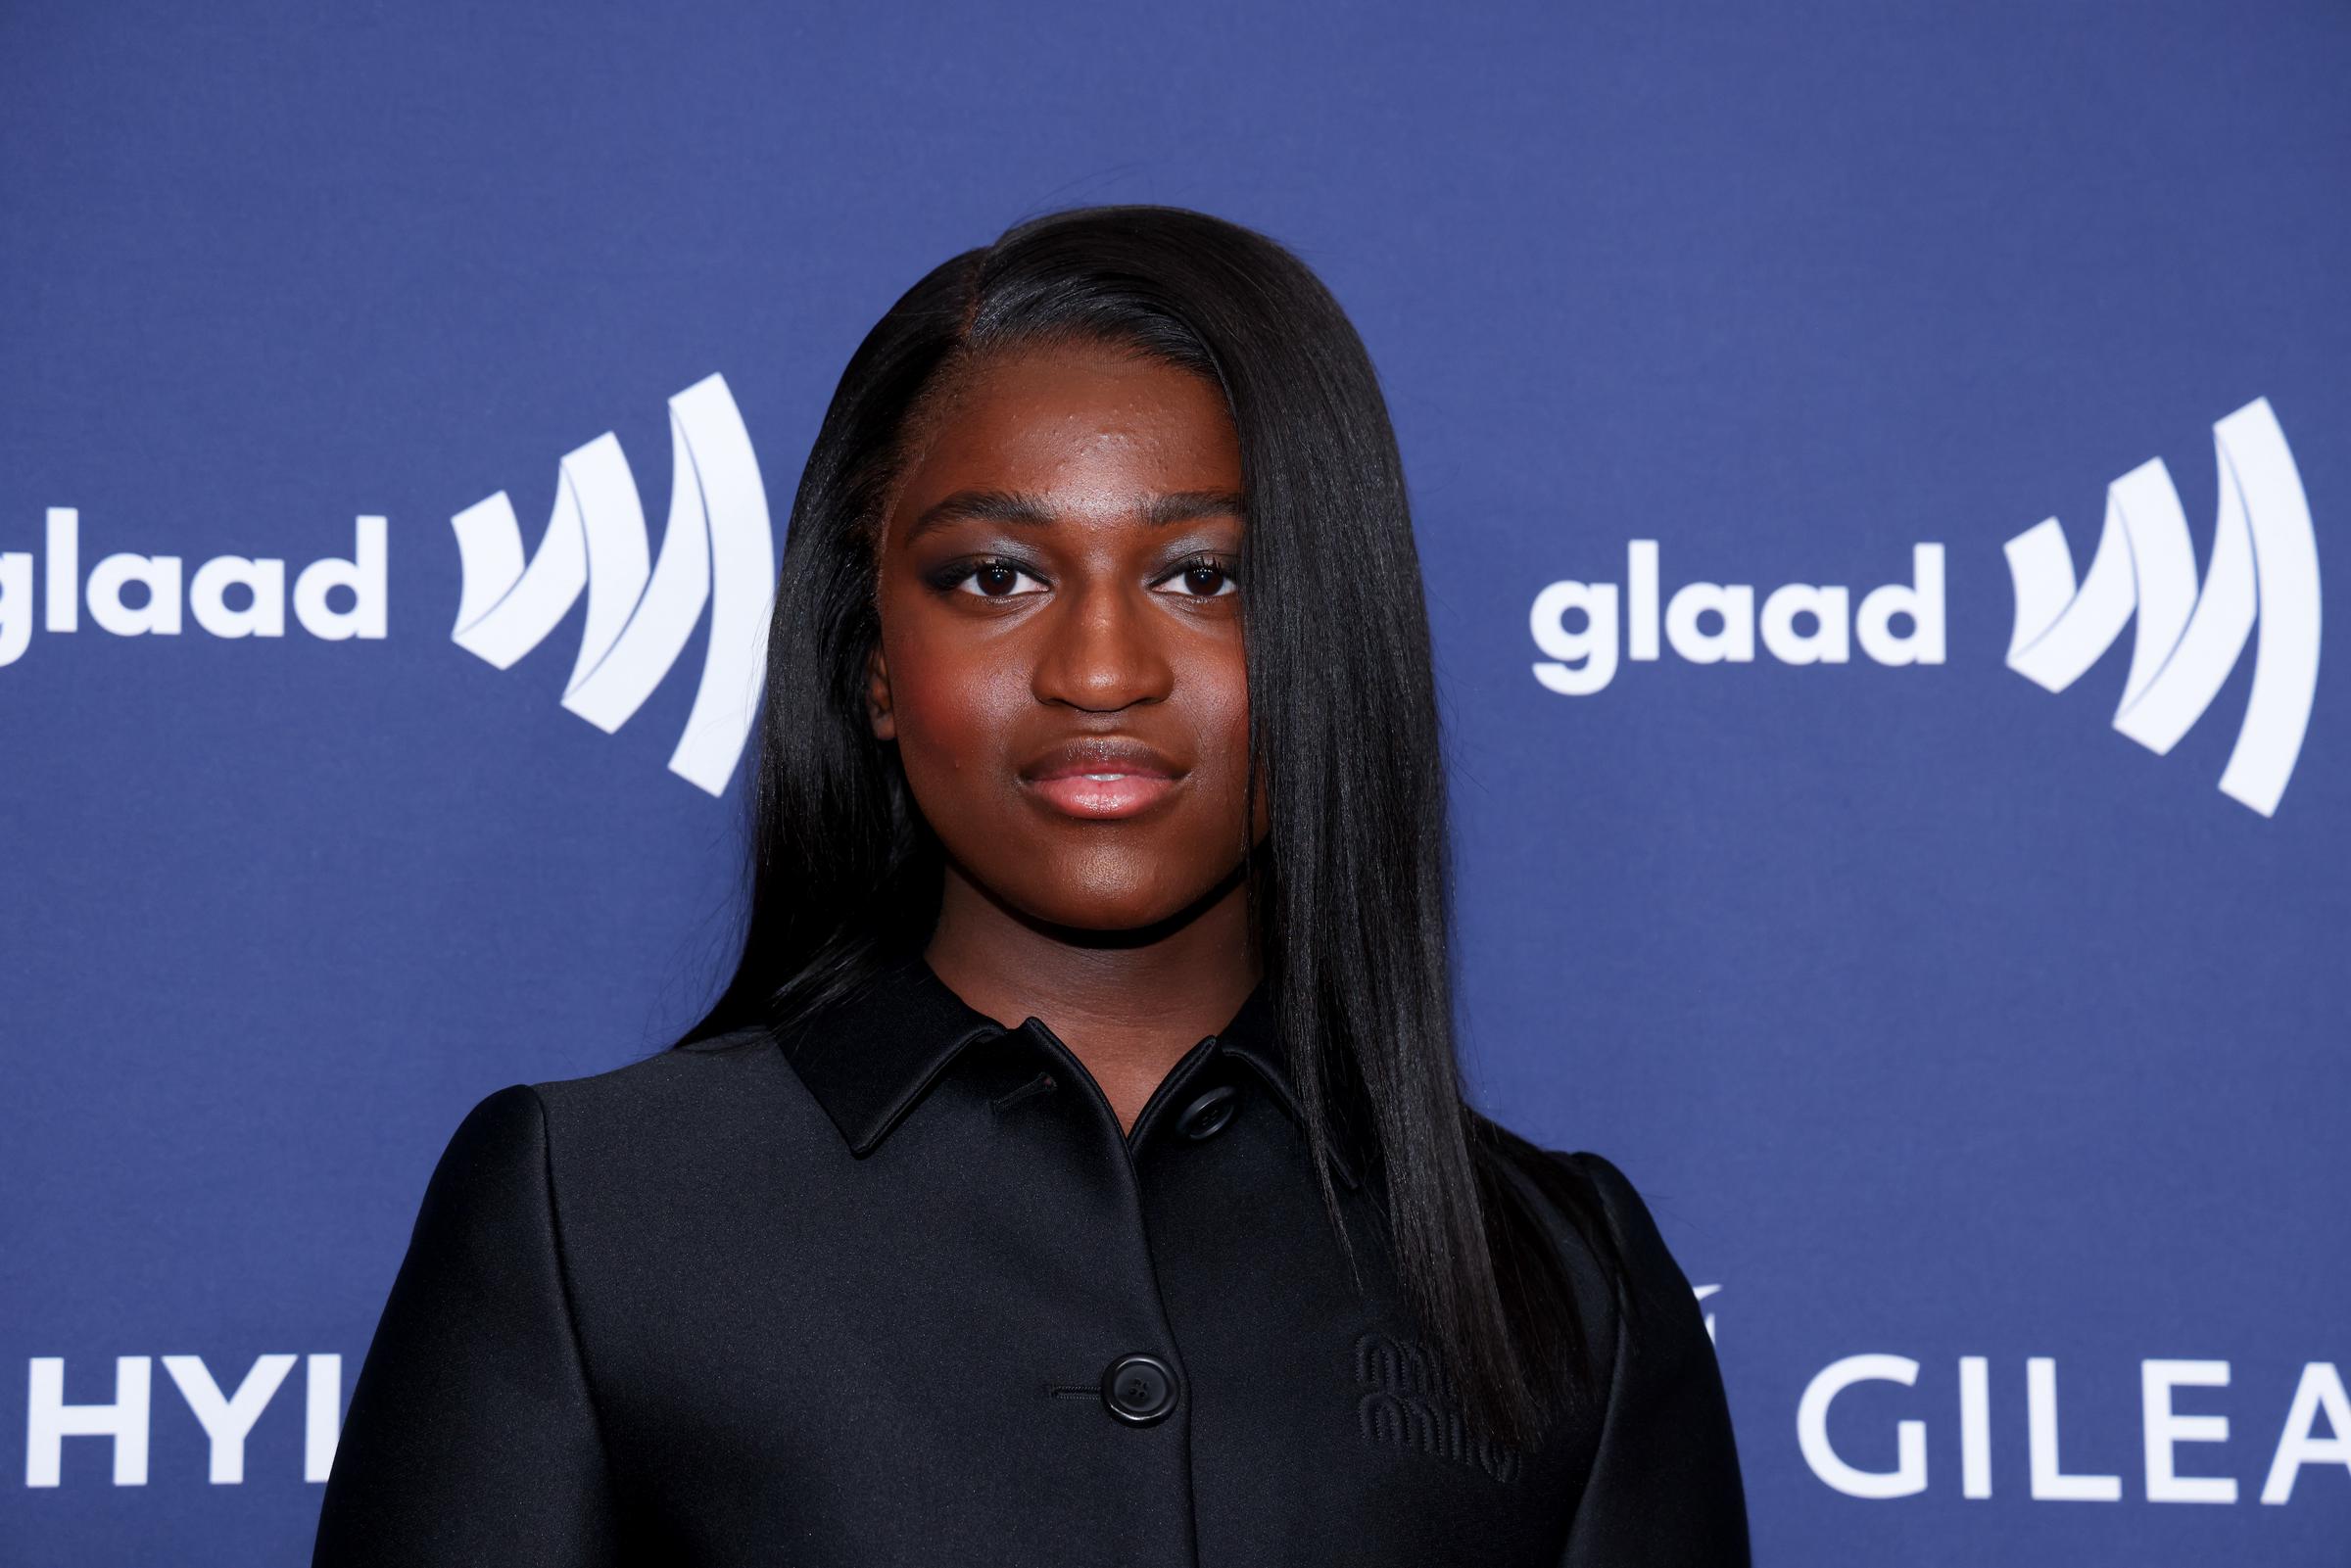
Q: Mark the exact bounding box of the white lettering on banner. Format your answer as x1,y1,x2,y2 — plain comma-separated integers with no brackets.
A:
191,555,288,638
1529,542,1945,695
1959,1355,1991,1498
306,1354,342,1483
162,1354,296,1485
1796,1356,2350,1504
0,550,29,665
25,1357,150,1487
1799,1354,1928,1498
86,549,183,636
45,502,76,629
2142,1359,2234,1503
23,1354,343,1488
2028,1355,2122,1500
0,511,387,668
2262,1362,2351,1504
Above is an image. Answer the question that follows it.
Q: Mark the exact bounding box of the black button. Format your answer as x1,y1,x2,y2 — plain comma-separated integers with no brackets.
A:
1176,1085,1238,1140
1100,1354,1177,1425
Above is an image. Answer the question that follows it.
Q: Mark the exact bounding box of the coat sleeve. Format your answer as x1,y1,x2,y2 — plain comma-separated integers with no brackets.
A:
312,1084,621,1567
1554,1150,1751,1567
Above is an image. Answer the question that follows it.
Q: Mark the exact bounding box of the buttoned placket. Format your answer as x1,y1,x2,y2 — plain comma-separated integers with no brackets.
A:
778,959,1373,1567
973,1014,1319,1566
962,1018,1218,1564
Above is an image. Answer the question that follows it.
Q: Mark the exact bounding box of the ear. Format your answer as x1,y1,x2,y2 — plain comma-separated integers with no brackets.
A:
865,644,895,740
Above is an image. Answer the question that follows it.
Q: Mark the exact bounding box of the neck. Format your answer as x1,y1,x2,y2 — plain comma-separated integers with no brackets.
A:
923,861,1259,1136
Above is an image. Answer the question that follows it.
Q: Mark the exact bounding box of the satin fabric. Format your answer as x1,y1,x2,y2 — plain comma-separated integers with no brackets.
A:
313,956,1750,1565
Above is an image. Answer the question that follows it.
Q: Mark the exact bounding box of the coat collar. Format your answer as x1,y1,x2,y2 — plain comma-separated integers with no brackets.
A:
778,951,1362,1189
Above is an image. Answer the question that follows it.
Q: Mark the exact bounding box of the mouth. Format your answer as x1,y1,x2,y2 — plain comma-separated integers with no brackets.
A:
1019,737,1186,821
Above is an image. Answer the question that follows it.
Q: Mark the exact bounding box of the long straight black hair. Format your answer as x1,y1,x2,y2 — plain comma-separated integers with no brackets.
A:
679,205,1621,1449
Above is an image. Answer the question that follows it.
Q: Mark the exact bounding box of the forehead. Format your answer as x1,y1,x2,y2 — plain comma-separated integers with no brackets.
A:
892,343,1242,519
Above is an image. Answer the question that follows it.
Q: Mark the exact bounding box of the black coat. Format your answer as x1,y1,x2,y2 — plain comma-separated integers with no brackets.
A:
312,956,1750,1566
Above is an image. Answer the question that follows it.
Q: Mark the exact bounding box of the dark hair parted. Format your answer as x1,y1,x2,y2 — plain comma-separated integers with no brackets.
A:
679,204,1624,1448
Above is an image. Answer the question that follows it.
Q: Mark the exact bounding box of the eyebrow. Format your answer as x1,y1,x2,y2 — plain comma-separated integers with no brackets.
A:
900,488,1246,545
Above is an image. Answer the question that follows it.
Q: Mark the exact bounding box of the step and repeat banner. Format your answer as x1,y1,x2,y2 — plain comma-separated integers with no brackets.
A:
3,3,2343,1564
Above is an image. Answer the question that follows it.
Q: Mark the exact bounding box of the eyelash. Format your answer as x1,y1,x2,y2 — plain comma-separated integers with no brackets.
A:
929,553,1240,600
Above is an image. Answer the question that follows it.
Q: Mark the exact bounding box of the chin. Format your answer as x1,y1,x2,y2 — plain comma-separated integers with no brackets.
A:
1023,891,1196,936
1009,861,1222,936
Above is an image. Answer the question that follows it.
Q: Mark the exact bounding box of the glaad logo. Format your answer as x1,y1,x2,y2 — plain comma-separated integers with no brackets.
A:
1527,543,1947,694
2003,398,2322,817
0,512,386,667
449,373,776,795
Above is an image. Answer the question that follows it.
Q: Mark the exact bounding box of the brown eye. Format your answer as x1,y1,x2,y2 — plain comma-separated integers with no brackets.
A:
1159,560,1237,598
950,560,1046,597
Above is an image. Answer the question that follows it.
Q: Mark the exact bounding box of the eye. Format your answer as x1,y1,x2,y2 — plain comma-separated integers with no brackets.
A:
1157,556,1239,598
945,559,1048,597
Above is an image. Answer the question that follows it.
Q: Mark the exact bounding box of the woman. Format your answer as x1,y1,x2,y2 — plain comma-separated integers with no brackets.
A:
313,205,1749,1566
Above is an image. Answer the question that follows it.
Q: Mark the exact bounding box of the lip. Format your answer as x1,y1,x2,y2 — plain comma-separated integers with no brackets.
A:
1019,736,1186,821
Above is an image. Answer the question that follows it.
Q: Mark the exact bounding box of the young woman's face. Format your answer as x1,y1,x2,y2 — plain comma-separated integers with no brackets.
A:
869,341,1262,933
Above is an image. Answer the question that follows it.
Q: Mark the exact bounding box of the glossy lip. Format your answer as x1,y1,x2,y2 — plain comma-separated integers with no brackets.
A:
1019,736,1186,821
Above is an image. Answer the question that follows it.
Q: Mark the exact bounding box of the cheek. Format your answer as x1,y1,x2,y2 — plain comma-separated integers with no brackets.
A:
1183,644,1259,837
885,623,1029,787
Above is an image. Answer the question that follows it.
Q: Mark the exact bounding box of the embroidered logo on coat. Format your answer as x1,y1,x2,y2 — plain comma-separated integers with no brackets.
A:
1354,1331,1522,1483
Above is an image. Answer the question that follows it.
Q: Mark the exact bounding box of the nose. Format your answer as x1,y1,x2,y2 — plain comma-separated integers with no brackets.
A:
1031,578,1175,713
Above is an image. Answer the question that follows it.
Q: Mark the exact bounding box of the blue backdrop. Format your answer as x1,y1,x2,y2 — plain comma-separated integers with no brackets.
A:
4,3,2344,1563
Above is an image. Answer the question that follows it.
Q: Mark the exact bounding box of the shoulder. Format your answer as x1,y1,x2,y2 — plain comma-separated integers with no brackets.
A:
1541,1149,1703,1305
529,1024,794,1123
422,1026,816,1185
408,1082,551,1221
400,1029,846,1274
1474,1122,1711,1337
523,1024,798,1140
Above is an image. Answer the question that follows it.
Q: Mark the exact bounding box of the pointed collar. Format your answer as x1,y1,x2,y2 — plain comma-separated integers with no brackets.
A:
776,952,1361,1189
